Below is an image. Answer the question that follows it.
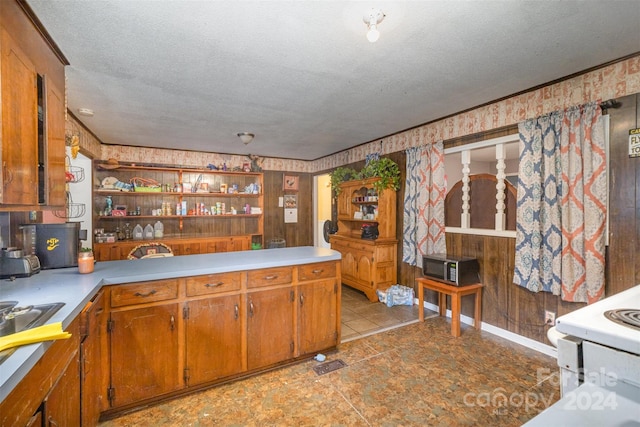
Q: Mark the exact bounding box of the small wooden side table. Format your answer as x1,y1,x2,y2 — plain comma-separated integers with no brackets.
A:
416,277,483,337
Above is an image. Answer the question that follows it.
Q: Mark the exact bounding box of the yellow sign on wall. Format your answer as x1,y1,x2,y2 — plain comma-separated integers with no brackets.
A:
630,128,640,158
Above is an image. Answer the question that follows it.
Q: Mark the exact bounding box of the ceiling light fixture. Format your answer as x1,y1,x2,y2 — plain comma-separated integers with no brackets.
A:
77,108,94,117
237,132,255,145
363,8,385,43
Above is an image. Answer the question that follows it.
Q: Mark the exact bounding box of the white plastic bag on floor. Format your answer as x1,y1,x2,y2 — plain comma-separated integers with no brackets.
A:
377,284,414,307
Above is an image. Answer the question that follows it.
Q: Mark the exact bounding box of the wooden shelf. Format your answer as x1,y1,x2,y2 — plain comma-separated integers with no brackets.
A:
93,159,264,259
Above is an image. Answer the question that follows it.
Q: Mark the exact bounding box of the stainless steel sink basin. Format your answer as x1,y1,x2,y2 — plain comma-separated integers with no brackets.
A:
0,302,65,363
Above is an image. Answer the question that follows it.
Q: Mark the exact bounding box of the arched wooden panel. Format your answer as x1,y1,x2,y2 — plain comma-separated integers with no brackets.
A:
445,173,517,230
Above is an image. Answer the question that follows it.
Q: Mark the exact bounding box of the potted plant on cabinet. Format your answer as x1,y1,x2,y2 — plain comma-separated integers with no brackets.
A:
329,166,357,196
329,158,400,196
358,157,401,195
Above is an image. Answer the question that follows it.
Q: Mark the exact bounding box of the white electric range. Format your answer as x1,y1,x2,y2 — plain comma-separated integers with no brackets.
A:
525,284,640,426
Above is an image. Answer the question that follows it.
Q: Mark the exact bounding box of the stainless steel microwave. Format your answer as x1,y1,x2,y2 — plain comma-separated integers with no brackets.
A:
422,253,480,286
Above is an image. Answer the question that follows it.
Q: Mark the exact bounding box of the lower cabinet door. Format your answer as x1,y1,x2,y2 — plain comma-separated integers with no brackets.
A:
355,251,373,284
109,304,181,407
298,279,339,355
185,295,243,385
247,287,295,370
44,351,80,427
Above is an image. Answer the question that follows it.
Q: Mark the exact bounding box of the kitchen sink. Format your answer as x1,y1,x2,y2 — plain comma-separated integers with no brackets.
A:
0,302,65,363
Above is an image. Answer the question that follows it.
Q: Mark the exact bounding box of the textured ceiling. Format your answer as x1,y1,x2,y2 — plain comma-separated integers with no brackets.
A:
27,1,640,161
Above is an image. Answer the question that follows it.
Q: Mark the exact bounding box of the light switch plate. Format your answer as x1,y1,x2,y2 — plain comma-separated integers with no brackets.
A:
278,197,284,207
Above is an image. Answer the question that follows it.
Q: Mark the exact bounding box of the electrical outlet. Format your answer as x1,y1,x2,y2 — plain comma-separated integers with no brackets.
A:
544,310,556,326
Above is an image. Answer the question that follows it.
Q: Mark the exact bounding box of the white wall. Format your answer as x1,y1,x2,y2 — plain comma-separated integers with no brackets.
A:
66,148,93,248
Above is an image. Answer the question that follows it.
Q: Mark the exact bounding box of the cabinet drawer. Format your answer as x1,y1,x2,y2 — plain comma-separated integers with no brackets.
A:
247,267,292,288
185,272,242,296
110,279,179,307
298,262,337,282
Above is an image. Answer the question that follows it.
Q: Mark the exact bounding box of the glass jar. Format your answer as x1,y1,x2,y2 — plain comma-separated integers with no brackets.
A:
78,250,94,274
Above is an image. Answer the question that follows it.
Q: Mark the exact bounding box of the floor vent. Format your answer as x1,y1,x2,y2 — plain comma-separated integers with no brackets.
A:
313,359,347,376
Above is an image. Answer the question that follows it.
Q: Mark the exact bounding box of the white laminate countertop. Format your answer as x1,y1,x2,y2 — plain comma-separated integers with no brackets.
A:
0,246,341,402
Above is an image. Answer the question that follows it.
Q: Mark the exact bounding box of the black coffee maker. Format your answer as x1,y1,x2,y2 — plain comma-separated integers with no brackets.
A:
21,222,87,269
361,223,379,240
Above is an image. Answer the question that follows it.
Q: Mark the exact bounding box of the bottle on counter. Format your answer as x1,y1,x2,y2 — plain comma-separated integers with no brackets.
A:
154,221,164,238
144,224,154,240
132,224,143,240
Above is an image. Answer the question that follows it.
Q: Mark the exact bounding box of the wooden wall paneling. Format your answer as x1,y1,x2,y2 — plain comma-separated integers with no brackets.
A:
282,173,313,248
262,171,283,246
509,283,545,342
262,171,313,248
481,236,512,329
607,94,639,295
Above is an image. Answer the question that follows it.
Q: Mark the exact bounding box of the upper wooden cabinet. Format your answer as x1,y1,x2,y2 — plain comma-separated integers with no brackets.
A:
0,28,38,205
0,0,68,209
334,177,396,240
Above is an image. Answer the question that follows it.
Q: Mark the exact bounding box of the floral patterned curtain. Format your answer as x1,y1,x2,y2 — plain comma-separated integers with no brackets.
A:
402,141,446,266
514,102,606,303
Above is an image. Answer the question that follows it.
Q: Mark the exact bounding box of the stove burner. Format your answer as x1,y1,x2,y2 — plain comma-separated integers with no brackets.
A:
604,309,640,330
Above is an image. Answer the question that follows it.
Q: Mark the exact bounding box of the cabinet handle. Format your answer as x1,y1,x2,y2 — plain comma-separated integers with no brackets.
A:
133,289,157,298
2,162,13,185
300,293,304,306
249,301,254,317
234,304,239,320
264,274,278,280
205,282,224,288
311,269,324,275
170,315,175,331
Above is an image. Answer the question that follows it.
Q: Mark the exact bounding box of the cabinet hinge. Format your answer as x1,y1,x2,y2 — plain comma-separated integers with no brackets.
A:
107,319,114,333
183,368,190,386
334,283,338,294
107,387,115,405
183,306,189,320
290,290,295,303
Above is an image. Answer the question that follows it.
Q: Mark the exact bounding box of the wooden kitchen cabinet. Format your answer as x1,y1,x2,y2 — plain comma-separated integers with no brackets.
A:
0,27,37,205
100,259,340,419
185,295,244,385
0,0,67,209
0,317,81,427
297,262,341,355
44,350,81,427
94,234,252,261
185,272,244,385
330,178,397,302
247,286,295,370
80,290,106,426
107,280,181,408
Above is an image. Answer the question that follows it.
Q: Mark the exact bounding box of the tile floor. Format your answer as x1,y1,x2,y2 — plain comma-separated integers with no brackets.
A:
99,285,560,426
340,285,422,342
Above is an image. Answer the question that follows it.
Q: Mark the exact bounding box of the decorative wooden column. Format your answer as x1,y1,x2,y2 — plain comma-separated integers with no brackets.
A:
495,143,507,231
461,150,471,228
